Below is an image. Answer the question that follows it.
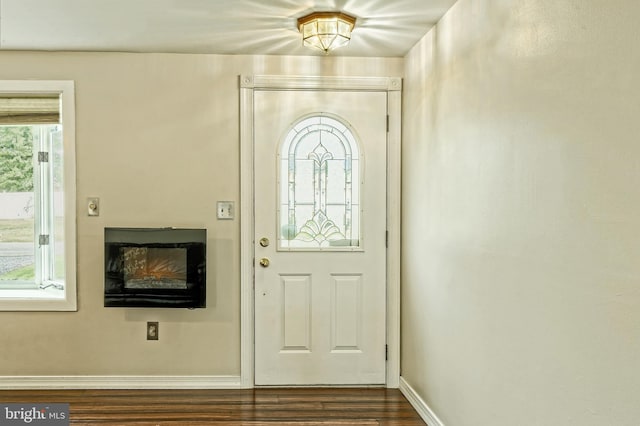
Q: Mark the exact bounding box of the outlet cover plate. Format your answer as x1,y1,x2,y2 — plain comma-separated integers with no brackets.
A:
147,322,159,340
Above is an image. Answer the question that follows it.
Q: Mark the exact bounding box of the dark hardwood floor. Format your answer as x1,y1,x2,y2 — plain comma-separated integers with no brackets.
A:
0,388,426,425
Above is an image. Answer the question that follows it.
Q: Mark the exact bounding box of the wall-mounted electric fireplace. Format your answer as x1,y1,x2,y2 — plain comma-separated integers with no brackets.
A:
104,227,206,308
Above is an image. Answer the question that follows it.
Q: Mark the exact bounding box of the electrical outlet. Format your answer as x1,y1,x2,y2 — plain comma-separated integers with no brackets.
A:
147,322,159,340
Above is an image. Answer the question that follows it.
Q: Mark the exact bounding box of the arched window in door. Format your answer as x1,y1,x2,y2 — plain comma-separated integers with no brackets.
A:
278,114,361,250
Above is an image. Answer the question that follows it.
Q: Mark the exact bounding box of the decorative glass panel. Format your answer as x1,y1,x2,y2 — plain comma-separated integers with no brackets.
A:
279,115,361,250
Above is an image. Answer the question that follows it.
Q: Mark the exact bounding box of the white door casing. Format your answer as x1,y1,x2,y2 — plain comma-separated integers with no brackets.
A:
240,75,401,388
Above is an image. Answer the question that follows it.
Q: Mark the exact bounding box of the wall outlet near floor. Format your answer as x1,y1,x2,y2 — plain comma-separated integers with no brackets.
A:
147,322,159,340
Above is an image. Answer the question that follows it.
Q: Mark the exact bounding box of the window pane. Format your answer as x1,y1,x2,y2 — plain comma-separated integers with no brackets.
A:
51,126,65,282
279,116,361,250
0,126,36,284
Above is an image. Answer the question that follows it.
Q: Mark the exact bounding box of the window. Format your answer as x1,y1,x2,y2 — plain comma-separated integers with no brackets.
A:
278,114,362,251
0,81,76,311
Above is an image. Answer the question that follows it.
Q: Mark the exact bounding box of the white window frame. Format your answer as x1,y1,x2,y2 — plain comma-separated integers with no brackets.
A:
0,80,77,311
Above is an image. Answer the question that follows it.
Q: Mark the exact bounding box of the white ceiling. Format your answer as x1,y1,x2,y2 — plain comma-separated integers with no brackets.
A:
0,0,458,57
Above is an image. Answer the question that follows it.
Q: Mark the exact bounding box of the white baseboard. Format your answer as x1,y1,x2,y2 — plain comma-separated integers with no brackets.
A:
0,375,242,389
399,376,444,426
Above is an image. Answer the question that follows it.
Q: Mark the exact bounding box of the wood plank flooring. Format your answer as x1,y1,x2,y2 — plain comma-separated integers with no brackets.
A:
0,388,426,425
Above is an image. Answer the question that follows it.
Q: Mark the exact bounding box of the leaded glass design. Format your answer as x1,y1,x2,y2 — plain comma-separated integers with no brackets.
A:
279,115,361,250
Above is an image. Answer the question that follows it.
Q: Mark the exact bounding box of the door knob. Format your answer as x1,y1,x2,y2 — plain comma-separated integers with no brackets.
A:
259,237,270,247
259,258,270,268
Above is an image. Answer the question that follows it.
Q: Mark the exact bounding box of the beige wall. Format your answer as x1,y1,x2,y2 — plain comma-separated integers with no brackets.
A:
0,52,402,376
402,0,640,424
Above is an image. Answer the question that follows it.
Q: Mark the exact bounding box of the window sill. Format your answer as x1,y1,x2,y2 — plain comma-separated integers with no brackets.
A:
0,288,77,311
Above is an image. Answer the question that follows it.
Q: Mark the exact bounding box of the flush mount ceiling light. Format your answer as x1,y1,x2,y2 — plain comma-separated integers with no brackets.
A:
297,12,357,53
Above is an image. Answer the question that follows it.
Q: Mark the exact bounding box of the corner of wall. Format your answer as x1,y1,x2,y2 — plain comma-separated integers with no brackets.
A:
399,377,445,426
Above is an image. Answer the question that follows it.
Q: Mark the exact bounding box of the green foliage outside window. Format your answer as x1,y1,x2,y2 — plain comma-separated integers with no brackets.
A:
0,126,34,192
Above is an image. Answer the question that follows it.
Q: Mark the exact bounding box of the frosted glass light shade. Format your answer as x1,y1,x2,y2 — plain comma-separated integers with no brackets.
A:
297,12,356,53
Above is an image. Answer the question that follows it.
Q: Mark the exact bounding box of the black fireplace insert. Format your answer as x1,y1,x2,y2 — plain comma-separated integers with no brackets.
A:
104,227,206,308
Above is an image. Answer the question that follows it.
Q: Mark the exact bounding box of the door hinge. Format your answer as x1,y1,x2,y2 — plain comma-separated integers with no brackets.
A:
386,115,390,132
39,234,50,246
385,344,388,361
385,230,389,248
38,151,49,163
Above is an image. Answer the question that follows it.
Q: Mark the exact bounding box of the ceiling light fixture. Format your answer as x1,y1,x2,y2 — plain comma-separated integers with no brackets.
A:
297,12,356,54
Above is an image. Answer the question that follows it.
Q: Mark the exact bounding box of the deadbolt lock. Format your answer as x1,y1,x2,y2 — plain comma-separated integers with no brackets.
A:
259,237,270,247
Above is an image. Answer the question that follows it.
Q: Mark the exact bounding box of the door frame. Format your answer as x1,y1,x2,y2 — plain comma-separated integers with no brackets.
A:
239,75,401,388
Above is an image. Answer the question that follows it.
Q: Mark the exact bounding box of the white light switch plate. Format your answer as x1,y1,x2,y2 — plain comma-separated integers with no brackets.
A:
87,197,100,216
217,201,234,220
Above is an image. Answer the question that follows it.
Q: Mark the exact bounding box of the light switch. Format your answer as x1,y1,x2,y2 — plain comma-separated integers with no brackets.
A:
88,197,99,216
217,201,234,220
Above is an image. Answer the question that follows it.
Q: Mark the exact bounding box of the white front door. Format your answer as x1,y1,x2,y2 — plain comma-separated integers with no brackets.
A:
253,89,387,385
